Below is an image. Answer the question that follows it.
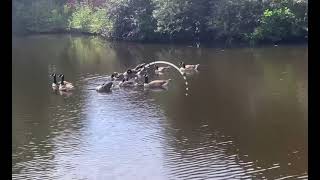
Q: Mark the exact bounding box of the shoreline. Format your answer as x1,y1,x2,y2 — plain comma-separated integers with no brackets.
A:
13,31,308,49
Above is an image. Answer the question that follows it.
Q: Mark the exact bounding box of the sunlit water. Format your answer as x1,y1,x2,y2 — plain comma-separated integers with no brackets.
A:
12,35,308,179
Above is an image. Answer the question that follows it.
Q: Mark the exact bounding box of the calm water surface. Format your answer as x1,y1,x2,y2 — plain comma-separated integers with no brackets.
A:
12,35,308,179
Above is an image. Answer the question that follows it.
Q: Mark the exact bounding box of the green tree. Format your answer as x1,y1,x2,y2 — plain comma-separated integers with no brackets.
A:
251,7,301,42
206,0,264,44
13,0,69,33
12,0,308,44
105,0,156,41
152,0,211,41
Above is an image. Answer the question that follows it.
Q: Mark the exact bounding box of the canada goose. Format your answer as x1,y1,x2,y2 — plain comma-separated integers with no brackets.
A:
155,65,170,74
96,82,113,92
58,74,74,91
58,74,74,86
179,62,200,71
119,78,138,88
111,72,124,81
50,73,59,90
141,65,157,77
134,63,146,71
144,75,171,88
136,66,150,78
123,69,138,80
136,67,145,76
59,90,73,97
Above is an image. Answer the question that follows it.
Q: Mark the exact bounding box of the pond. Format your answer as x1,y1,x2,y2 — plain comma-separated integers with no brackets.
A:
12,34,308,179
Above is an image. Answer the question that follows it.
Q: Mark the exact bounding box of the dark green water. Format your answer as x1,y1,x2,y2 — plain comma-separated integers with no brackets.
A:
12,35,308,179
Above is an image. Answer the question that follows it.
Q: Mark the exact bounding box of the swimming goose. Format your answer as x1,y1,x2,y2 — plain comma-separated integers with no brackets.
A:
141,65,157,77
58,74,74,86
155,65,170,74
51,73,59,90
119,78,138,88
59,90,73,97
58,74,74,91
136,66,150,78
134,63,146,71
179,62,200,71
96,82,113,92
123,69,138,80
144,75,171,88
111,72,124,81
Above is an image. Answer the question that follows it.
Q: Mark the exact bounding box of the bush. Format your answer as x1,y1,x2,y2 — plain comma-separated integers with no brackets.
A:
250,7,302,43
152,0,211,41
13,0,69,33
207,0,264,43
13,0,308,44
68,2,113,36
105,0,156,41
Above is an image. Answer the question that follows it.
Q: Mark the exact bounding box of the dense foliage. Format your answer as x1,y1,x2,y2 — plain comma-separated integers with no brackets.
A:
12,0,308,44
250,0,308,43
68,2,113,36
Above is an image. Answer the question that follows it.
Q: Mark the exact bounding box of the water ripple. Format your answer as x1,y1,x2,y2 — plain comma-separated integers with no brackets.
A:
13,44,308,180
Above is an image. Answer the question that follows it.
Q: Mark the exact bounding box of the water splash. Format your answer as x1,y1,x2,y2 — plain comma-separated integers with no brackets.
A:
145,61,189,96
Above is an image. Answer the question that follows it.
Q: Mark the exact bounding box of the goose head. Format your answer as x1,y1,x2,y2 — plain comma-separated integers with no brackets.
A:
179,62,186,68
58,74,65,84
136,67,146,75
144,74,149,84
51,73,57,83
134,63,145,70
111,73,115,80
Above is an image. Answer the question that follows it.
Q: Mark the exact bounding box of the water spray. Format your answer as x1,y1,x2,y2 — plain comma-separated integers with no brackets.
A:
145,61,189,96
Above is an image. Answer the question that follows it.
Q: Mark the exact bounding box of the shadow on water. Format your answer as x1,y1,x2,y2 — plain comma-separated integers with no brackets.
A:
13,35,307,179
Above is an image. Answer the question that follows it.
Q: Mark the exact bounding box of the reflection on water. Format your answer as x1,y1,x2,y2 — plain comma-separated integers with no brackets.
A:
13,35,307,179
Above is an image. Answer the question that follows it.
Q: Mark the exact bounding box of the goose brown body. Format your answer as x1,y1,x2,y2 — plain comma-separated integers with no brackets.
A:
179,62,200,71
58,74,75,91
155,65,171,74
96,82,113,92
144,75,171,88
119,78,138,87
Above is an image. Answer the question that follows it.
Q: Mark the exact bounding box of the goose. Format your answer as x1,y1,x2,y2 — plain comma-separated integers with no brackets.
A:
58,74,74,91
123,69,138,80
144,75,171,88
179,62,200,71
50,73,59,90
119,78,138,88
136,66,150,78
136,67,145,77
155,65,170,74
111,72,124,81
141,65,157,77
134,67,150,84
59,90,73,97
96,82,113,92
134,63,146,71
58,74,74,86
